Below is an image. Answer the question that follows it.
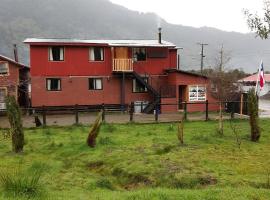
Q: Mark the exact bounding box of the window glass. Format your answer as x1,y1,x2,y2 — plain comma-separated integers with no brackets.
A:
189,85,206,101
133,78,148,93
0,88,7,103
133,48,146,61
89,78,103,90
0,62,8,75
90,47,104,61
47,79,61,91
49,46,64,61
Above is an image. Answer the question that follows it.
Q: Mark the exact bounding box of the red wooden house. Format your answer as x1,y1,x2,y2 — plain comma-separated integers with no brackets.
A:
24,33,217,113
0,55,30,110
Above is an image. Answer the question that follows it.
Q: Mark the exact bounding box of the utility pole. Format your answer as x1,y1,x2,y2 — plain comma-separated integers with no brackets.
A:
219,44,224,71
197,43,208,74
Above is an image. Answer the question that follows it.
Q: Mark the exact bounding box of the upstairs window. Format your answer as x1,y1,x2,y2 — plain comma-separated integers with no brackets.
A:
89,47,104,61
49,46,64,61
89,78,103,90
133,48,146,61
133,78,148,93
0,62,9,75
46,78,61,91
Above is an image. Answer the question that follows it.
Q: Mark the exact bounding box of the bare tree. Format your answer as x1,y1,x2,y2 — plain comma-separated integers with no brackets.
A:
207,46,240,135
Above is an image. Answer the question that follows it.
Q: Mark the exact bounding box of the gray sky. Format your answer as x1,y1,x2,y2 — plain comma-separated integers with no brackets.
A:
110,0,264,33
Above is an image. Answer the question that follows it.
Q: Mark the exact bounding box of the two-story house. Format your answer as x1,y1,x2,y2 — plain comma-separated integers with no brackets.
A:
24,33,217,113
0,55,30,110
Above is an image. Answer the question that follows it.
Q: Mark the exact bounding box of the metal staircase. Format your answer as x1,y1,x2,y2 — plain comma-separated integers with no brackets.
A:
132,71,160,114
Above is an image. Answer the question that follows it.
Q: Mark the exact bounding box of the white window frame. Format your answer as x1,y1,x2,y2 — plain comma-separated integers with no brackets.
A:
132,78,148,93
89,47,104,62
132,48,147,62
0,87,7,110
49,46,65,61
188,85,207,102
89,78,103,90
0,62,9,76
46,78,61,91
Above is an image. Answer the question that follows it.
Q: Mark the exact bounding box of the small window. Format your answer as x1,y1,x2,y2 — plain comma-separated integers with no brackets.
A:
0,88,7,103
0,62,9,75
133,78,148,93
46,78,61,91
89,47,104,61
133,48,146,61
189,85,206,101
49,46,64,61
89,78,103,90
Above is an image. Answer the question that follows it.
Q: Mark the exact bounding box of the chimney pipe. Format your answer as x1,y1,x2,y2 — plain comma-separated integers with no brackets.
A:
158,27,162,44
13,44,18,62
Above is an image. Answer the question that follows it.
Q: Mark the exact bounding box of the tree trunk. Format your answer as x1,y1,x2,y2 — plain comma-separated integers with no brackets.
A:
219,102,223,135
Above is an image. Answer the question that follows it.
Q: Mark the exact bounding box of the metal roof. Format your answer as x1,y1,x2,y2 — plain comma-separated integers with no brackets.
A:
23,38,176,48
0,55,29,69
239,74,270,83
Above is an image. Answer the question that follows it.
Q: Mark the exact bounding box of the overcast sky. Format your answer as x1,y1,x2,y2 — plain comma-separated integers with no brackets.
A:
110,0,264,33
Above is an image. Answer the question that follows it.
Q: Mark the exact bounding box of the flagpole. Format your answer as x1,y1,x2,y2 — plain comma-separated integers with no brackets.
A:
255,61,262,95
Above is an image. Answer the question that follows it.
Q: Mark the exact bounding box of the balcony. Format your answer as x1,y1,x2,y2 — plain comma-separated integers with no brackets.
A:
113,59,133,72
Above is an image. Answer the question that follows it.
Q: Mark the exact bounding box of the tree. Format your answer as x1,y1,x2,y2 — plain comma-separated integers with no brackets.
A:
247,89,261,142
245,0,270,39
5,96,24,153
207,47,240,135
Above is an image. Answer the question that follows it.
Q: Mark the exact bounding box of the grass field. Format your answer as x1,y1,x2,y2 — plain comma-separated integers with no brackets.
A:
0,119,270,199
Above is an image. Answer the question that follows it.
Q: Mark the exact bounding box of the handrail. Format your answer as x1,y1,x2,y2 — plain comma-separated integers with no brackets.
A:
113,59,133,72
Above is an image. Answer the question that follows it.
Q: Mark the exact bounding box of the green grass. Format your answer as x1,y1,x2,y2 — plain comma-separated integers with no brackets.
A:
0,119,270,199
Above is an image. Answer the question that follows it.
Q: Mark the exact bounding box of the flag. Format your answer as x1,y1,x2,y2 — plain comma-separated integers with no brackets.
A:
259,61,265,90
256,61,269,97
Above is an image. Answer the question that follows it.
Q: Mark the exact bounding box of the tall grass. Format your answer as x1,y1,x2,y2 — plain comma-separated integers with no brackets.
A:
0,168,44,199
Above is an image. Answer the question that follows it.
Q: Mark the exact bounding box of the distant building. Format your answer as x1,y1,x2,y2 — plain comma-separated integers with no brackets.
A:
238,74,270,96
0,55,30,110
24,31,218,113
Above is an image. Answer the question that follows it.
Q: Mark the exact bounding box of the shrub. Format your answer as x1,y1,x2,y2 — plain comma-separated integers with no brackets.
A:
5,96,24,153
95,178,114,190
0,168,44,199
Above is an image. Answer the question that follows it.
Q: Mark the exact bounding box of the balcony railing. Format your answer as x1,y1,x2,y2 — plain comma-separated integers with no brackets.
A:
113,59,133,72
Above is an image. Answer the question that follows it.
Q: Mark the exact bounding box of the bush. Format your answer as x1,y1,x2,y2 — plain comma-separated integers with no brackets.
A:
0,168,44,199
95,178,114,190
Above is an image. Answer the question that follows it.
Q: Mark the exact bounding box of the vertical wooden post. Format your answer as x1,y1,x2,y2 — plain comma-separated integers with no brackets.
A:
184,101,187,121
102,103,105,122
205,100,209,121
75,104,79,125
155,104,159,122
141,101,143,113
240,93,243,116
42,105,46,126
231,102,235,119
130,102,134,122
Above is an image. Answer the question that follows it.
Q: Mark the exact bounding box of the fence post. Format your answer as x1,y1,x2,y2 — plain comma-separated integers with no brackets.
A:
102,103,105,122
42,105,46,126
231,102,235,119
205,100,209,121
155,104,159,122
75,104,79,125
130,102,134,122
141,102,143,113
184,101,187,121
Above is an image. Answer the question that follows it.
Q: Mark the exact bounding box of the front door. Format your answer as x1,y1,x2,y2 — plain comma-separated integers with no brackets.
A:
178,85,186,109
115,47,129,59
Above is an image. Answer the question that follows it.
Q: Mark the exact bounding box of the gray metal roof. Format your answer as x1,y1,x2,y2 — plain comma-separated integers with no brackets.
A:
23,38,176,48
